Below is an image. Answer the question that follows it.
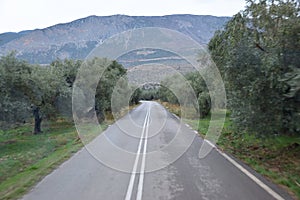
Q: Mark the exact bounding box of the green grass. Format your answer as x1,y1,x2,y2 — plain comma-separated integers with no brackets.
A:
184,117,210,135
161,102,300,199
0,120,107,200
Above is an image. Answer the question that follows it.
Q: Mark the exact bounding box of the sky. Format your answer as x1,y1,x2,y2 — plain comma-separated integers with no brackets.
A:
0,0,247,33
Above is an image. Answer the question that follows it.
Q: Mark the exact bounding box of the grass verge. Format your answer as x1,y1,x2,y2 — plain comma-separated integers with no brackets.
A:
0,119,107,200
162,102,300,200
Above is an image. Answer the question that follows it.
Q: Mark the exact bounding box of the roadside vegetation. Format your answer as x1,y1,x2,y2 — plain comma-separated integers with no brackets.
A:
0,54,139,132
0,120,87,200
208,1,300,196
162,102,300,199
0,54,138,199
157,0,299,198
208,0,299,136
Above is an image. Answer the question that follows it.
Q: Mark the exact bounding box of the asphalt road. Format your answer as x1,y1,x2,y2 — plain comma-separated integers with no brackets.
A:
22,101,293,200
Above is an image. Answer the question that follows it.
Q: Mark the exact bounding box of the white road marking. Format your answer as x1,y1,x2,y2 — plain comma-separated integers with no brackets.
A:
204,139,216,148
136,105,151,200
125,103,151,200
172,113,180,120
204,139,285,200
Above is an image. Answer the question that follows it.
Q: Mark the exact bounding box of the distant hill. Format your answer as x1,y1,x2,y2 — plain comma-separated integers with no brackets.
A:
0,30,32,46
0,15,230,65
118,48,195,84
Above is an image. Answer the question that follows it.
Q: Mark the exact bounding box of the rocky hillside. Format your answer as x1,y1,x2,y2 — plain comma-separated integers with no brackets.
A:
0,15,230,64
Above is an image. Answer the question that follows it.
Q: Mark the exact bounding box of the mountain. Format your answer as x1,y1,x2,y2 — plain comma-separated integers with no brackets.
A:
0,14,230,64
0,30,32,46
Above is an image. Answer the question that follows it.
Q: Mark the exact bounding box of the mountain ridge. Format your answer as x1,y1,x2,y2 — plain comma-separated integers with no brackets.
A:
0,14,230,64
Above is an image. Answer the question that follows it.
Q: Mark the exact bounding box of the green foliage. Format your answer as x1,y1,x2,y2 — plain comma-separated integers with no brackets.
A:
95,59,127,121
185,72,211,118
209,0,300,135
159,72,211,118
0,52,33,126
0,54,75,133
29,65,70,119
159,76,180,105
50,59,82,88
0,54,130,132
68,57,128,122
130,88,142,105
111,77,133,115
139,89,159,101
49,59,82,117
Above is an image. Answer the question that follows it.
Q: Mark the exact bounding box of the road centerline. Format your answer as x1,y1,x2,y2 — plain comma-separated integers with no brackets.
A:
136,104,151,200
125,103,151,200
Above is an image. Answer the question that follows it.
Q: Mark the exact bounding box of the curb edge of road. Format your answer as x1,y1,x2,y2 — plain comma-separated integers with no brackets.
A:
194,130,290,200
168,110,291,200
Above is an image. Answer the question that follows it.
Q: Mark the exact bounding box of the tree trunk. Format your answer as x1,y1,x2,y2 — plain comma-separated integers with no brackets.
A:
33,106,42,134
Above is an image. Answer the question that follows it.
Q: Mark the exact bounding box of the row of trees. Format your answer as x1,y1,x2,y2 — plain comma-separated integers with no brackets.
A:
2,0,298,137
0,53,131,134
158,72,211,118
208,0,299,135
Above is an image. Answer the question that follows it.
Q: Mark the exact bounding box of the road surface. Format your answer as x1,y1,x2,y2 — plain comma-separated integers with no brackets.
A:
22,101,292,200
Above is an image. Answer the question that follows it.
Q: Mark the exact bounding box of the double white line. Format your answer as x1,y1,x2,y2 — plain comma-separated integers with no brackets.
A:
125,104,151,200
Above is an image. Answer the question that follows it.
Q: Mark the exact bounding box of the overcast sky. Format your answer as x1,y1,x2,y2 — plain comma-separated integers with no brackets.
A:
0,0,247,33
